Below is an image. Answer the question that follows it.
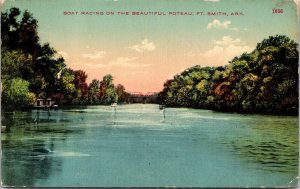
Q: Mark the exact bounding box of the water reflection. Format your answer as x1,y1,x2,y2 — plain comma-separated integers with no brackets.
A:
1,106,298,187
112,106,117,125
1,109,81,187
33,109,72,124
1,112,31,133
1,137,62,186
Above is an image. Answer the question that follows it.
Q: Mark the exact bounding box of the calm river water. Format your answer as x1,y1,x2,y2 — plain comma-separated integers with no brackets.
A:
1,104,298,187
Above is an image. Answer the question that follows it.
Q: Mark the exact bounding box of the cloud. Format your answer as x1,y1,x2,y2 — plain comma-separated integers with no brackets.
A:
200,37,252,65
128,39,156,52
82,51,106,59
207,19,238,31
57,51,69,60
203,0,219,2
213,36,241,46
200,45,252,59
110,57,138,64
186,36,253,66
108,57,151,68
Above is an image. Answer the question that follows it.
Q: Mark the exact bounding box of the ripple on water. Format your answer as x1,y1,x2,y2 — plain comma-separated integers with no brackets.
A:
231,138,298,173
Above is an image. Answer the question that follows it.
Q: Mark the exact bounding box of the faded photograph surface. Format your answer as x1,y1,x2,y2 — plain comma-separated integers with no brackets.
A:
1,0,299,187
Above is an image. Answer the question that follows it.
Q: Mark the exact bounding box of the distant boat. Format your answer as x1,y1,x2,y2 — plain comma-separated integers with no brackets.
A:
159,104,165,110
33,98,58,109
111,103,117,107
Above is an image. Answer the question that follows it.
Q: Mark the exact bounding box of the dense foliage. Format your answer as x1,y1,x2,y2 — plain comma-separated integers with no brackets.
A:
1,8,128,110
158,35,298,114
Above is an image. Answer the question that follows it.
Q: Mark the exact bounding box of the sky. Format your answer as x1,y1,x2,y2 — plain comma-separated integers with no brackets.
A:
2,0,299,93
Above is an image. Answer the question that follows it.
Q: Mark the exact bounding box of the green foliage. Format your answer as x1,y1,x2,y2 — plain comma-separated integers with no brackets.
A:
256,35,297,51
26,92,37,106
1,51,32,80
99,74,118,105
1,8,130,108
2,78,36,110
105,87,117,104
1,8,67,109
159,35,298,114
73,70,88,103
88,79,100,104
1,8,39,54
55,68,80,104
115,84,129,103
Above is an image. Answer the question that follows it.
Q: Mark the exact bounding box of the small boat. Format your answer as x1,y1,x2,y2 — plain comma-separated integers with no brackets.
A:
33,98,58,109
111,103,117,107
159,104,165,110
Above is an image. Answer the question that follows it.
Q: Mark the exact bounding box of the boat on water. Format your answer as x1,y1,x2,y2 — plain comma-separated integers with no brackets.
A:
111,103,118,107
159,104,165,110
33,98,58,109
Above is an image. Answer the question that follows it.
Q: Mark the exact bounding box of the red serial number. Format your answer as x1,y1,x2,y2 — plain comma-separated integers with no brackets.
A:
272,9,283,14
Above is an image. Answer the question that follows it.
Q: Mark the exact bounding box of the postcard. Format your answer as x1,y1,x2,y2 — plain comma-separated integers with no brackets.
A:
1,0,299,187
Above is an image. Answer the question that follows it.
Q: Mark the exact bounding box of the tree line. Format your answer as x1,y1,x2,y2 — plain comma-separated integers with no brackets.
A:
158,35,298,115
1,8,129,111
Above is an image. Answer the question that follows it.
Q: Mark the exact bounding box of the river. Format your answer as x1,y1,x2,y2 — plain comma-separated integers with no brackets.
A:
1,104,298,187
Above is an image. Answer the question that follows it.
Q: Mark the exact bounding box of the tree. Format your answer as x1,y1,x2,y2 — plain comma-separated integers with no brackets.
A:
99,74,117,104
2,78,36,110
57,69,76,104
1,7,131,107
115,84,128,103
1,8,68,108
256,35,297,51
33,43,66,96
1,51,32,80
88,79,100,104
18,10,39,56
1,8,21,52
73,70,88,102
158,35,298,114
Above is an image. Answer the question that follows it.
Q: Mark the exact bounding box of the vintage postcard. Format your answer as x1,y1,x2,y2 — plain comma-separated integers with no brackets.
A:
1,0,299,187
